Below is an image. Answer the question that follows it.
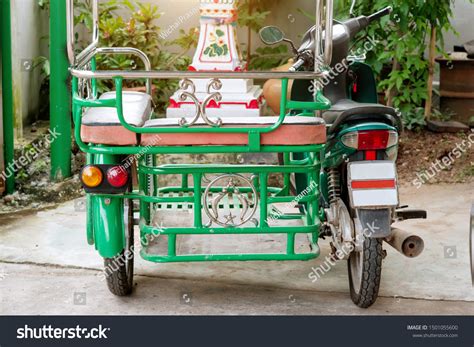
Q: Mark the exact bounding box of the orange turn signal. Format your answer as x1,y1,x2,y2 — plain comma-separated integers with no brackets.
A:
81,166,103,188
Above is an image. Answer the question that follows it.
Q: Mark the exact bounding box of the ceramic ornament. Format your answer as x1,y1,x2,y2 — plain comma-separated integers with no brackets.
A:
167,0,264,118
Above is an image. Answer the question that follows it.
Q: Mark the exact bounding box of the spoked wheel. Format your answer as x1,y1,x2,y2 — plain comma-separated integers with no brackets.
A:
104,199,135,296
348,237,383,308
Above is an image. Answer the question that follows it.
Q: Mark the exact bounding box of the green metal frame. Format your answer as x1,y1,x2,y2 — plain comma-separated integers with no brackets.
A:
50,0,72,181
72,67,331,262
1,0,15,194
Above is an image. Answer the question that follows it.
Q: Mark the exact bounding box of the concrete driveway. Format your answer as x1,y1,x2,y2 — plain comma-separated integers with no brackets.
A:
0,183,473,315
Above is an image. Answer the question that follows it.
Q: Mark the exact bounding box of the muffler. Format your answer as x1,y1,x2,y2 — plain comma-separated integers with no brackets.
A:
385,228,424,258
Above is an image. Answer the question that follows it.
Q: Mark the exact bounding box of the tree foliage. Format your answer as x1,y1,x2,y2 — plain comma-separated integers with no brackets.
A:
347,0,473,127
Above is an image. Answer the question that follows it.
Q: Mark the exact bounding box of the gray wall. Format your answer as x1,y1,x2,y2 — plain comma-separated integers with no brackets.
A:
8,0,49,138
137,0,473,53
445,0,474,51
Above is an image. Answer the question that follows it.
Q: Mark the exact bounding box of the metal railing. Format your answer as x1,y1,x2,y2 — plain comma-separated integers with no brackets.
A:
67,0,334,155
66,0,334,81
66,0,99,66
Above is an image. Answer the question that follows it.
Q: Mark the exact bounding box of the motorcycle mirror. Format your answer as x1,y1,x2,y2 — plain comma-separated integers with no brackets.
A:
259,26,299,54
350,0,357,17
259,26,285,45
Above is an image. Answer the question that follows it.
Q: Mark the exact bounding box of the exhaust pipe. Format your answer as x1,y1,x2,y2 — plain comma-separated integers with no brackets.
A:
385,228,424,258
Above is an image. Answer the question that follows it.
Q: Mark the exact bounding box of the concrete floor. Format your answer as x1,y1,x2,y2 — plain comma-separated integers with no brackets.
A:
0,183,473,315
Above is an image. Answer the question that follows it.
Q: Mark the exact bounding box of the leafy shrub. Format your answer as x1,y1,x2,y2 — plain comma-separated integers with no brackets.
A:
39,0,199,112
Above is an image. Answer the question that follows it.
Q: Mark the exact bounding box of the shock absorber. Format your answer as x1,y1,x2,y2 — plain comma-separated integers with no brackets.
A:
328,168,341,205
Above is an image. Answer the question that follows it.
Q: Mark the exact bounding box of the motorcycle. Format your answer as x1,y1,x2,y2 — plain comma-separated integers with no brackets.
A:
261,1,427,307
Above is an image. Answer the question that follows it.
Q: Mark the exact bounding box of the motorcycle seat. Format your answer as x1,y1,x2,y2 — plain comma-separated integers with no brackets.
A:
323,99,401,132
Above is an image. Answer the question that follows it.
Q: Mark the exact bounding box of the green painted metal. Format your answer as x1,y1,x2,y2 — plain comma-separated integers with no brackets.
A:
138,155,321,262
91,154,125,258
140,251,319,263
72,76,329,141
86,153,94,245
1,0,15,194
50,0,71,181
70,59,332,263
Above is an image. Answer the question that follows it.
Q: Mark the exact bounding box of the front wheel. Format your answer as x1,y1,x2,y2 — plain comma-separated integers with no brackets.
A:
104,199,134,296
348,237,383,308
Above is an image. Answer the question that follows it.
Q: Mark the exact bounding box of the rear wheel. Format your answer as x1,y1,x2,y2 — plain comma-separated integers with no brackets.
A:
348,237,383,308
104,199,134,296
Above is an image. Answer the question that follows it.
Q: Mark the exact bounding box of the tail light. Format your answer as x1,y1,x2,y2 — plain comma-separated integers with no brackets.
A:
80,165,130,193
341,130,398,150
81,166,103,188
106,166,129,188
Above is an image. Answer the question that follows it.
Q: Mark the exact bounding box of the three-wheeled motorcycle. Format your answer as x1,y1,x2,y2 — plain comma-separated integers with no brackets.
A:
69,0,426,308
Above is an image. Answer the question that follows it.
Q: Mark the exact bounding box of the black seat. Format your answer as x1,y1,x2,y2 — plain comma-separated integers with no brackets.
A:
323,99,402,132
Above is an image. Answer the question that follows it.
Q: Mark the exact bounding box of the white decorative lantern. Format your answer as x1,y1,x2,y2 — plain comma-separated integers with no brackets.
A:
190,0,242,72
167,0,264,119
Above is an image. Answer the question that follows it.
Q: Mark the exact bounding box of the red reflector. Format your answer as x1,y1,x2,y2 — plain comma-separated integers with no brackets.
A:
365,150,377,160
351,179,396,190
358,130,390,150
107,166,129,188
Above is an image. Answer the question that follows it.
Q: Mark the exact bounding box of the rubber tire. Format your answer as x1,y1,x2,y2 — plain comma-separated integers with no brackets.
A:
348,237,383,308
104,200,134,296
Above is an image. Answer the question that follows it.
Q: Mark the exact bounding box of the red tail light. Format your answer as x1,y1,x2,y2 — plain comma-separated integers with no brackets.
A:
341,130,398,150
106,166,129,188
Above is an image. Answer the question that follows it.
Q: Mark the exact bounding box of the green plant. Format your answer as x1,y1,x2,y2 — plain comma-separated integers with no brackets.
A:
248,45,290,70
238,0,290,70
32,56,51,120
431,108,455,122
300,1,473,123
39,0,199,112
350,0,474,120
403,107,426,131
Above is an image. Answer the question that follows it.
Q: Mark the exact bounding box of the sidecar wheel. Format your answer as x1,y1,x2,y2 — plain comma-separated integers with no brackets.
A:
104,200,134,296
348,237,383,308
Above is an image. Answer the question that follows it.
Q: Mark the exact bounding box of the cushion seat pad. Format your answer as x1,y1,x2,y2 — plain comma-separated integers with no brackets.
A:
140,116,326,146
80,91,152,146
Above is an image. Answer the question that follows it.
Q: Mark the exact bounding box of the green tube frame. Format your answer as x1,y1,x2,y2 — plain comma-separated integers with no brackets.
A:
91,154,126,258
72,71,331,262
1,0,15,194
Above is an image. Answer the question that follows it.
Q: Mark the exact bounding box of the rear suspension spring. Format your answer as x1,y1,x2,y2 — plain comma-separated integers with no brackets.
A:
328,168,341,205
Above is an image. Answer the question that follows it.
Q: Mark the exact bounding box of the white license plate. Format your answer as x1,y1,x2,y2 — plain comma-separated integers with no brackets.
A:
347,161,399,208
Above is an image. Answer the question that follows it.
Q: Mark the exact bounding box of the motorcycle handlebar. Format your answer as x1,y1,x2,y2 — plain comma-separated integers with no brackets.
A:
289,58,306,72
346,6,393,38
367,6,393,23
